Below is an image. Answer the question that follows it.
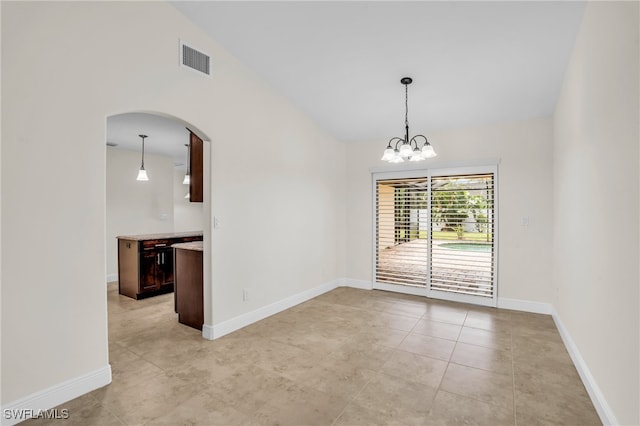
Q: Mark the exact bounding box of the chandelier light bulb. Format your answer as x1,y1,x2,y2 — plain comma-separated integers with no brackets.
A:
390,150,404,163
422,143,437,158
399,143,413,158
381,147,395,161
410,147,425,161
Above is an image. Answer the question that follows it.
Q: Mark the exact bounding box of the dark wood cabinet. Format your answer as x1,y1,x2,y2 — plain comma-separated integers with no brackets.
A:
117,233,203,299
139,247,173,292
140,251,159,292
158,247,174,286
188,131,203,203
173,242,204,330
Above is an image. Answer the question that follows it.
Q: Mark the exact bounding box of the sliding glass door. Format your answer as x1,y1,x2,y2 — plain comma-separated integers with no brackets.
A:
373,166,498,306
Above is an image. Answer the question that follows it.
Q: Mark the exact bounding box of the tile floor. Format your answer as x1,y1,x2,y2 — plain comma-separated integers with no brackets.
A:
25,284,601,425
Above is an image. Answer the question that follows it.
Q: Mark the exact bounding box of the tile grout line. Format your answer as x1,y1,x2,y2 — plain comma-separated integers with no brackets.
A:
427,308,469,419
329,298,396,426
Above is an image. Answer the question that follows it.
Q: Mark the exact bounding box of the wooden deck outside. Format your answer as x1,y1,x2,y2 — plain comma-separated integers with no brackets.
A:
376,239,494,297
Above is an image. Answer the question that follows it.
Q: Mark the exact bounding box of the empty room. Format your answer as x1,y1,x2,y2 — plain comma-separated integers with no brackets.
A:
1,1,638,425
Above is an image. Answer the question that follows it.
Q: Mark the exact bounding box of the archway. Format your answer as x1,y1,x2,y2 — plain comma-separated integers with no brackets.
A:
105,111,212,340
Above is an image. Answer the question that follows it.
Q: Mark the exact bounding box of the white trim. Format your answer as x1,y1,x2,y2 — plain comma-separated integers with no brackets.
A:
1,365,112,426
201,279,340,340
497,297,552,314
339,278,373,290
369,158,501,174
551,308,617,426
373,282,427,297
429,289,496,307
106,273,118,283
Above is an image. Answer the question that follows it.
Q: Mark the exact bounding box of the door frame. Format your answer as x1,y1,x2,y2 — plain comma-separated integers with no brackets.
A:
371,161,499,307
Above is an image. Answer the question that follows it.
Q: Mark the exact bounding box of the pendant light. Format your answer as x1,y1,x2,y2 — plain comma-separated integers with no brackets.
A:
136,134,149,181
182,143,190,185
381,77,437,163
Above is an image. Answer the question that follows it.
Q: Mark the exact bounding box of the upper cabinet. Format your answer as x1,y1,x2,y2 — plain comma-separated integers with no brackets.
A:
189,131,203,203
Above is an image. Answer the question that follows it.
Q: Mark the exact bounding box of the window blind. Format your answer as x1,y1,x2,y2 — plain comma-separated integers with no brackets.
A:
430,173,495,297
375,177,430,287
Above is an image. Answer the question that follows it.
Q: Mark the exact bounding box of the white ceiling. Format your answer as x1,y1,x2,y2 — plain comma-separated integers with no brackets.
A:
107,113,191,167
108,2,586,161
171,1,586,143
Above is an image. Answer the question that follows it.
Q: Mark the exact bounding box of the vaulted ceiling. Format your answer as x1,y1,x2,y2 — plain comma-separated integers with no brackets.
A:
172,1,586,143
108,2,586,163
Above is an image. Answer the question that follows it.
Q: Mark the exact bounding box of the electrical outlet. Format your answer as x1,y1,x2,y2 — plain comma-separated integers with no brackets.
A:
243,288,249,301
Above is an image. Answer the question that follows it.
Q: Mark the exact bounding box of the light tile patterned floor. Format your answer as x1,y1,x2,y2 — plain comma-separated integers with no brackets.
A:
24,284,601,425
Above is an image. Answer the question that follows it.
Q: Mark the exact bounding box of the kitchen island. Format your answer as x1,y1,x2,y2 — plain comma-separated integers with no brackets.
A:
172,241,204,330
117,231,202,299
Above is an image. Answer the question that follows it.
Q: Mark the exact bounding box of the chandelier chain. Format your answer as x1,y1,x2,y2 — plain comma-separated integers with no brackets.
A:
405,83,409,129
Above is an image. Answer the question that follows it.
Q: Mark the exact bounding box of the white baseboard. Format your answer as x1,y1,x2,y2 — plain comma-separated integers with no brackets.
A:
339,278,373,290
340,281,553,315
1,365,112,426
106,273,118,283
552,309,616,426
497,297,552,314
202,279,340,340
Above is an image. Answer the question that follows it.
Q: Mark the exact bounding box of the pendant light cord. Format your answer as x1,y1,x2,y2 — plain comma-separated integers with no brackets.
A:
405,83,409,129
139,135,147,169
404,81,410,144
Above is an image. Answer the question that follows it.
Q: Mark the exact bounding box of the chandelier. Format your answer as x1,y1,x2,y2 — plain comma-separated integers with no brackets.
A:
381,77,437,163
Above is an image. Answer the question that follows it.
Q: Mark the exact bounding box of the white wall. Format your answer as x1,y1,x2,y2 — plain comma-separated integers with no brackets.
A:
173,169,204,232
1,1,346,406
210,98,347,323
106,149,175,277
552,2,639,424
346,117,554,303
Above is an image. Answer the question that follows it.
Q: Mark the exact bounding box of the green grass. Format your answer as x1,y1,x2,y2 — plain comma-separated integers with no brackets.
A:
395,230,492,242
432,231,491,241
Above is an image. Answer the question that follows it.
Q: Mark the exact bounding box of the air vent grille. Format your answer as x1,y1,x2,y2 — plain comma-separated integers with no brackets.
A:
181,41,211,76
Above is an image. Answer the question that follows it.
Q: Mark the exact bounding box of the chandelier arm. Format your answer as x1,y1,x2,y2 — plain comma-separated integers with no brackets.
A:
388,137,405,150
410,135,429,146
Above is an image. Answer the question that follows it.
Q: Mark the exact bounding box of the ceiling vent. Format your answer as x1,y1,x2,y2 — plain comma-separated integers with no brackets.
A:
106,141,118,147
180,40,211,77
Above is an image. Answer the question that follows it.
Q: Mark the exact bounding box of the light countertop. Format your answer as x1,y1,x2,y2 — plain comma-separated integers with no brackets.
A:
116,231,203,241
172,241,204,252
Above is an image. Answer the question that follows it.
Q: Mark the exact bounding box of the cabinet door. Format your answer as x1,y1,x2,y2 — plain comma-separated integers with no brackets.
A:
140,251,159,292
157,248,174,287
189,131,204,202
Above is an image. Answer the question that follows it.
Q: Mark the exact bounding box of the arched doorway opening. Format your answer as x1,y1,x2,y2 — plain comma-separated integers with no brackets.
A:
105,111,212,341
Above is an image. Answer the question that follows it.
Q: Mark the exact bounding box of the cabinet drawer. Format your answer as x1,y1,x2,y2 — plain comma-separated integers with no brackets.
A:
142,239,172,250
